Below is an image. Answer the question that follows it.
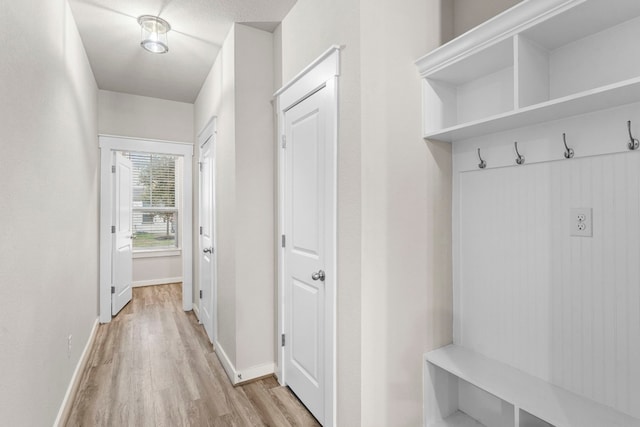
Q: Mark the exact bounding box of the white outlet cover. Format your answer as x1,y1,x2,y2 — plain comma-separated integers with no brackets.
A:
570,207,592,237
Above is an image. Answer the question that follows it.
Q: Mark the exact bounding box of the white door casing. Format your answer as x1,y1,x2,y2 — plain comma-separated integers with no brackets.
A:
277,46,340,427
99,136,194,324
199,118,216,344
112,152,133,315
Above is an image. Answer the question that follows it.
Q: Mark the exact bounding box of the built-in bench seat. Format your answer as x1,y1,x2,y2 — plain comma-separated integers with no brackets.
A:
424,345,640,427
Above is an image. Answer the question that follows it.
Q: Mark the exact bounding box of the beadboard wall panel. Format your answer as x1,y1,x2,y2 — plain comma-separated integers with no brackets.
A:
457,149,640,418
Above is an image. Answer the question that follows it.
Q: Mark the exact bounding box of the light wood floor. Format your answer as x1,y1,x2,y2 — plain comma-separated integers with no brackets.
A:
65,283,320,427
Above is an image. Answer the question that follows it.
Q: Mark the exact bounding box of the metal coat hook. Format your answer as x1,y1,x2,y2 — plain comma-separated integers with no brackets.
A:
514,141,525,165
477,148,486,169
562,133,574,159
628,120,639,150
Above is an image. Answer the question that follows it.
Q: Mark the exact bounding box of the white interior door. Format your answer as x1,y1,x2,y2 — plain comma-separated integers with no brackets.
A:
112,152,133,316
199,128,216,343
283,85,334,425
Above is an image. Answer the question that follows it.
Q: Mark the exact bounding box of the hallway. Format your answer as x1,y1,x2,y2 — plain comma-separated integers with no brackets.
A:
65,284,319,426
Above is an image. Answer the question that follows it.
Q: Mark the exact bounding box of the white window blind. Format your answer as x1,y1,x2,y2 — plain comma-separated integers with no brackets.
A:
124,152,179,250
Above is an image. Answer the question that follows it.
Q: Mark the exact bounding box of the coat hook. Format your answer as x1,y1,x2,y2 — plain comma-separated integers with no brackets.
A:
514,141,525,165
563,133,574,159
628,120,639,150
477,148,486,169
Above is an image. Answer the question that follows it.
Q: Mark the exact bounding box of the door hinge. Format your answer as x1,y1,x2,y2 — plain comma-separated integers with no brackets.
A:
111,286,115,294
281,334,285,347
199,290,203,299
111,165,116,173
281,235,286,248
200,226,203,235
111,225,116,233
281,135,286,149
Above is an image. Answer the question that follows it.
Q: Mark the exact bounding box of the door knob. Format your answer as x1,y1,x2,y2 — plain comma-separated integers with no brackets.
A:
203,247,213,254
311,270,325,281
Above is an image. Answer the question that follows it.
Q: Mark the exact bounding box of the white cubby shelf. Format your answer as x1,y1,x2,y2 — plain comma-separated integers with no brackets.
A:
416,0,640,143
424,345,640,427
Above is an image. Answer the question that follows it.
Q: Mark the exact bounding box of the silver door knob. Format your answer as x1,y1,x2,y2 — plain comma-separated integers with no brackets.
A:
311,270,325,281
203,247,213,254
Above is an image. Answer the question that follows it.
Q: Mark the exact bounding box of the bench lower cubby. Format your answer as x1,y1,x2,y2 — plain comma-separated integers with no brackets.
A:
424,345,640,427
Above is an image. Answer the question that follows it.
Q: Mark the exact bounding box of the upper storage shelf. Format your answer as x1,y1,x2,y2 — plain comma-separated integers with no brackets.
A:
416,0,640,142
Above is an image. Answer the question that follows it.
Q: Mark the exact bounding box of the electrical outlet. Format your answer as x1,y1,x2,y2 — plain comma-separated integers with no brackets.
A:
570,208,592,237
67,335,72,359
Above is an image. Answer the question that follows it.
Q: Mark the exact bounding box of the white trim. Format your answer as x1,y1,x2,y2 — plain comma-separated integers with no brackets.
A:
237,362,276,384
132,277,183,287
53,318,99,427
276,47,339,427
98,133,194,146
133,249,181,258
197,116,217,345
273,45,342,98
276,94,284,384
198,116,216,148
275,45,342,108
414,0,583,76
193,304,201,322
99,135,194,323
212,341,274,385
214,340,238,385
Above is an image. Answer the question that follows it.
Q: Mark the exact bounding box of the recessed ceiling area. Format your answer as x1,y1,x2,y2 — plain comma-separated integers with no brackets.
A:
68,0,297,103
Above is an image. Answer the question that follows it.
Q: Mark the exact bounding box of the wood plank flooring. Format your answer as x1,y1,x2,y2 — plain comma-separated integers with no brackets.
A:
65,284,320,427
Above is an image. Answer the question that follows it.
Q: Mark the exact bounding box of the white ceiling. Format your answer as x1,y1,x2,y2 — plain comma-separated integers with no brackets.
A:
69,0,296,103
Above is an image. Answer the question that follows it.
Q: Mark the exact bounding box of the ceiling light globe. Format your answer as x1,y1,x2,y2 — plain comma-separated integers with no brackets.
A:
137,15,171,54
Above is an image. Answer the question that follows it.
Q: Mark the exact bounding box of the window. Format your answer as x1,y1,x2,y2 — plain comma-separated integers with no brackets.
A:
125,152,180,251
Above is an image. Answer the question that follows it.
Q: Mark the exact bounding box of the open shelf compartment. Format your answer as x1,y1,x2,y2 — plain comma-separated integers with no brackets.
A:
422,38,515,135
425,357,514,427
517,7,640,108
424,76,640,142
519,410,553,427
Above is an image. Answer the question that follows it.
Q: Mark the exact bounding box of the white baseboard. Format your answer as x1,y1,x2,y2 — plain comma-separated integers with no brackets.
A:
213,341,275,385
193,303,201,322
53,318,99,427
215,340,239,385
132,276,182,287
237,362,276,384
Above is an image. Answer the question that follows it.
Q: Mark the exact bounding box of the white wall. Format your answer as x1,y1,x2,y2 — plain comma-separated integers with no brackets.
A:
453,0,522,37
195,26,237,364
359,1,452,425
0,1,99,425
98,90,194,142
234,24,275,373
193,24,275,379
132,254,182,286
98,90,194,285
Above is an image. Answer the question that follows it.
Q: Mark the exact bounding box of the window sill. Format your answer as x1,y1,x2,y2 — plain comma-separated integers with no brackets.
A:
133,249,182,259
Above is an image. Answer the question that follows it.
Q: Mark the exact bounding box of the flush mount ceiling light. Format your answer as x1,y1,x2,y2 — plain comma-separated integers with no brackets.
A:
138,15,171,54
